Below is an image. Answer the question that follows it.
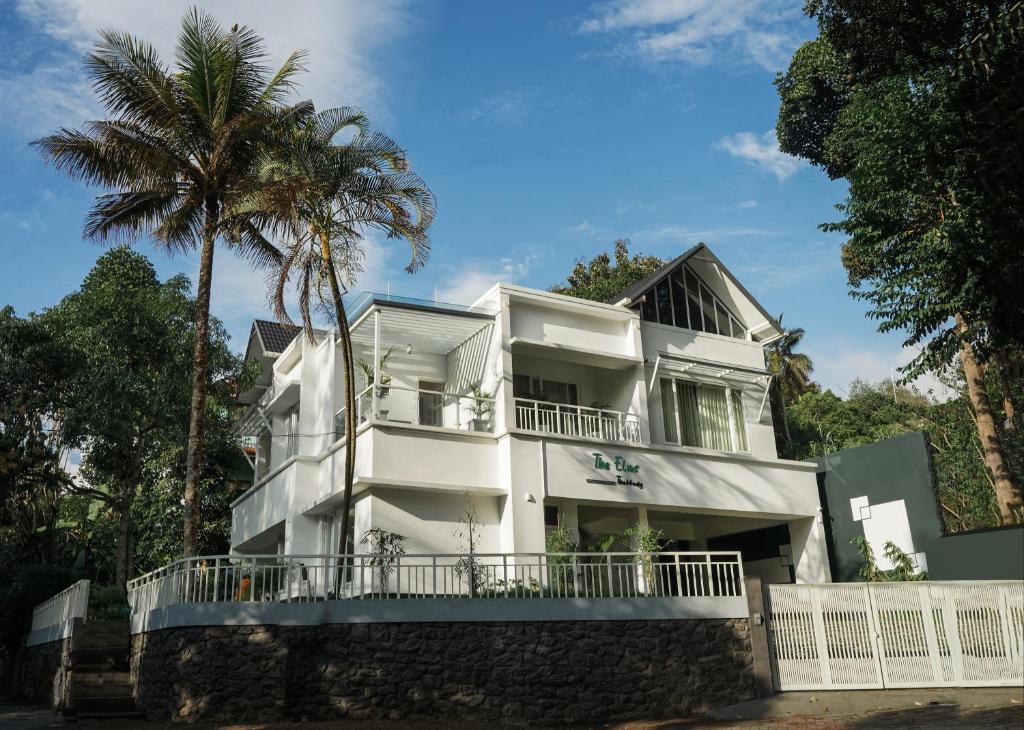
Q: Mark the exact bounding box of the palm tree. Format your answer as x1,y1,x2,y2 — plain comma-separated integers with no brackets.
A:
248,107,435,561
33,10,308,556
766,315,815,443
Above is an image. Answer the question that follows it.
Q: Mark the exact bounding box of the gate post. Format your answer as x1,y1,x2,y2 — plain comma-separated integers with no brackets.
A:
744,576,774,697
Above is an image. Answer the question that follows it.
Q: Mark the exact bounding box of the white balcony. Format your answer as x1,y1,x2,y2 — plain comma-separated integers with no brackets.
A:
513,397,641,444
335,385,496,436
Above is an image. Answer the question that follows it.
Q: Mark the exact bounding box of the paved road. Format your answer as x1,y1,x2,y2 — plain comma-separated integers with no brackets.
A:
2,688,1022,729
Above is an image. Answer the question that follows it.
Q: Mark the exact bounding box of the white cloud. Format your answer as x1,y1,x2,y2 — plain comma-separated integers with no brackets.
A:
737,199,758,209
631,224,779,244
6,0,413,137
579,0,804,71
716,129,805,181
435,256,536,306
467,90,534,127
812,342,956,403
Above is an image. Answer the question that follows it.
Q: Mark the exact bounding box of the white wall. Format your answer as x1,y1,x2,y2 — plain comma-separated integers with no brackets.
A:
540,439,821,519
509,301,634,356
360,488,502,555
232,459,318,551
640,322,767,371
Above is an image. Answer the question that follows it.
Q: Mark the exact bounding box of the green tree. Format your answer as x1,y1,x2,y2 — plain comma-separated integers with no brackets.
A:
765,317,816,445
42,248,242,588
775,1,1024,521
550,239,664,303
33,9,306,555
246,107,435,557
0,308,74,564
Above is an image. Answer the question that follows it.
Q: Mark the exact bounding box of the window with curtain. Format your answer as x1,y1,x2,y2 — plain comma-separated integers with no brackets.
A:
659,378,750,453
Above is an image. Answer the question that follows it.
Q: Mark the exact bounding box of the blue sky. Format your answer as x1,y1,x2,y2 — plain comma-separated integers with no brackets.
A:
0,0,946,397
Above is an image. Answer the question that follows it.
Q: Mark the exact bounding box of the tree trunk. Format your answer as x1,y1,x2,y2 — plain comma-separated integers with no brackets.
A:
183,201,218,556
957,315,1023,523
321,234,357,567
994,348,1019,432
115,505,131,592
772,376,791,444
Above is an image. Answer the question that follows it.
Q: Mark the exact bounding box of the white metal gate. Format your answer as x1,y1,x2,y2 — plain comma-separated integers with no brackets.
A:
766,581,1024,691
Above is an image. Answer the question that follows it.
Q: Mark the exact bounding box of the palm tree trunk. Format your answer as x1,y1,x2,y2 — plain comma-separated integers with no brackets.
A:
320,234,357,566
183,201,218,556
957,314,1023,523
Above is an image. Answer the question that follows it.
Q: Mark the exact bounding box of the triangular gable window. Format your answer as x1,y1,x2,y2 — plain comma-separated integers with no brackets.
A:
635,263,747,340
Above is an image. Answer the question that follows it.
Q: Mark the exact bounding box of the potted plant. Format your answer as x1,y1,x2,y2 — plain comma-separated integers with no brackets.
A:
356,347,394,420
467,382,494,432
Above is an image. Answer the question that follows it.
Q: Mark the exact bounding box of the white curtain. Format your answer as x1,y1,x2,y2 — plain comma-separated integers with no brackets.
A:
731,390,749,451
673,381,734,451
660,378,678,442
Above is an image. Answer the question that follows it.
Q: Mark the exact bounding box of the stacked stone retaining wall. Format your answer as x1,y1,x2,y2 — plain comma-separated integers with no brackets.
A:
14,635,72,707
130,619,755,725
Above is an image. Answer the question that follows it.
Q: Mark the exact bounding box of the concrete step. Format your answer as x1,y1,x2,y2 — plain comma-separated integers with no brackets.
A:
70,681,134,699
75,632,129,650
69,696,138,715
65,710,145,722
80,619,129,634
71,670,131,685
71,646,128,667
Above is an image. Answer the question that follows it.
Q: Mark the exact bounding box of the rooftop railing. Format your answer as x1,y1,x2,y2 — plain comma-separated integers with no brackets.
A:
513,397,642,443
127,551,744,615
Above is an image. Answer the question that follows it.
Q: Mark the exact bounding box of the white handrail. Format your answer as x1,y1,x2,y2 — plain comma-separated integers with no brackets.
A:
513,397,642,443
31,579,90,632
126,551,744,614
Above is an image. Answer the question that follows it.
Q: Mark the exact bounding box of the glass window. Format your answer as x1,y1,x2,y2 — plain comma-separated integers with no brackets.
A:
636,264,746,338
655,280,672,324
514,376,577,405
687,291,703,333
699,283,719,335
418,380,444,427
662,379,748,453
671,275,689,328
716,301,732,338
640,294,657,323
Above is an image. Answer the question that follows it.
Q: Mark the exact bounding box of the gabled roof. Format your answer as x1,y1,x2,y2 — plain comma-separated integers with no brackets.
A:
606,242,783,337
248,319,301,360
606,243,703,306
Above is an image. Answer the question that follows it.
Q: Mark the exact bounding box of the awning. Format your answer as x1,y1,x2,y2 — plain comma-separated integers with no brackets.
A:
649,352,772,387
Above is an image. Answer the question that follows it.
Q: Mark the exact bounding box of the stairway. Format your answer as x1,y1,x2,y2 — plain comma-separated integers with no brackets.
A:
64,620,141,721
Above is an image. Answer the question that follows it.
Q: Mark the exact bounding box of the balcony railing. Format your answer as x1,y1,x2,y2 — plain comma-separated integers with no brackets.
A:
335,385,495,437
514,397,641,443
127,551,744,613
31,579,90,632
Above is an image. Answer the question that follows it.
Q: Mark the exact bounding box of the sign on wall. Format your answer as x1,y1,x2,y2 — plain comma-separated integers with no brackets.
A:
585,451,644,489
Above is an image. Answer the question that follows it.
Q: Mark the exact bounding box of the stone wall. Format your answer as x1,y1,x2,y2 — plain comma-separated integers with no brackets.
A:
14,636,71,707
131,619,754,725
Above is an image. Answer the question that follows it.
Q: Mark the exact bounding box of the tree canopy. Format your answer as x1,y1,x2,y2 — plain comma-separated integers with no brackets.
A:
776,0,1024,520
549,239,664,303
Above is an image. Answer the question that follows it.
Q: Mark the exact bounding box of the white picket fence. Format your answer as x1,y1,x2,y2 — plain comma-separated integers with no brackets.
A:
767,581,1024,690
30,579,90,632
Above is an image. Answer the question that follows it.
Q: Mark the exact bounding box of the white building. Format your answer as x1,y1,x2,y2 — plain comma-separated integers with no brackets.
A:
230,243,829,584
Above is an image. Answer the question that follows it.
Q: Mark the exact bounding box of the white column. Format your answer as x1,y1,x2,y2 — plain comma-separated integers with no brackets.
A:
790,513,830,583
372,308,381,419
